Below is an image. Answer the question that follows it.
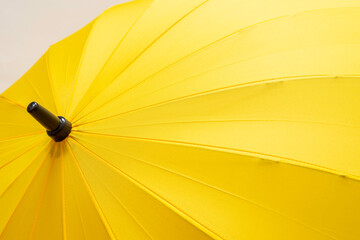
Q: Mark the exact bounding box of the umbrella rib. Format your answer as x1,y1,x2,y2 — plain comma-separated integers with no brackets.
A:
64,139,88,239
73,131,360,182
105,5,359,113
69,0,152,122
74,7,359,123
95,6,360,110
0,140,49,198
64,141,117,240
0,143,52,238
62,48,72,117
71,0,211,123
0,138,45,171
0,96,25,110
115,57,354,112
76,119,360,131
66,20,97,118
73,183,88,239
72,14,287,124
67,138,153,239
100,179,154,240
60,144,67,240
74,5,360,124
0,131,43,143
80,139,337,240
29,144,58,239
24,76,49,109
74,74,348,127
70,137,224,240
0,122,40,128
45,52,59,113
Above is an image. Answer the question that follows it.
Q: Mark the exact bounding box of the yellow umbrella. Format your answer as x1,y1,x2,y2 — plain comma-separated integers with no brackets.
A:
1,0,360,239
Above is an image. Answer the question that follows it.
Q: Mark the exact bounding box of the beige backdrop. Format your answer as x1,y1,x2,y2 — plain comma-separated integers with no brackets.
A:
0,0,130,93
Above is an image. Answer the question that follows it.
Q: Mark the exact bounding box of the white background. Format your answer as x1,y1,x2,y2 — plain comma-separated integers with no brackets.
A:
0,0,129,93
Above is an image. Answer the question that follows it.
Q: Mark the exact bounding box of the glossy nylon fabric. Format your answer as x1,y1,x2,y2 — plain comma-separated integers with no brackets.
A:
1,0,360,239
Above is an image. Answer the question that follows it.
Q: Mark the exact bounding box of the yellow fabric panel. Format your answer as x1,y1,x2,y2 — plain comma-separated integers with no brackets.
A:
0,136,44,170
66,138,215,240
66,0,153,119
73,5,360,123
0,138,48,196
75,7,360,124
62,143,111,240
68,0,210,120
30,145,64,240
71,132,360,240
0,97,42,140
0,143,55,239
78,77,360,178
47,22,94,116
1,54,57,113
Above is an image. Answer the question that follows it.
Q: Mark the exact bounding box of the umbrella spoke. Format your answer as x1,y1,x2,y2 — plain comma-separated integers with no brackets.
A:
72,75,345,127
44,54,59,113
69,0,211,122
0,142,54,238
61,140,111,239
65,141,117,240
71,130,359,181
28,145,58,239
0,96,25,110
59,144,67,240
70,132,346,240
68,0,152,122
0,138,45,170
69,136,221,240
72,15,290,124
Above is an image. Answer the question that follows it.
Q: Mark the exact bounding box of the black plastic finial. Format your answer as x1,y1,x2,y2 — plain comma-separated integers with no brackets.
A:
27,102,72,142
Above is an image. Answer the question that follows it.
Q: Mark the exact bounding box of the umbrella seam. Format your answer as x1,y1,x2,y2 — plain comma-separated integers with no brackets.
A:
72,13,286,124
74,7,360,124
111,44,360,109
72,131,360,182
65,142,88,239
45,51,59,114
76,119,360,131
73,135,337,240
0,131,43,143
69,0,154,122
70,137,224,240
0,96,25,110
0,140,45,172
98,176,154,240
24,76,50,111
29,144,58,240
0,142,53,238
65,141,117,240
71,0,211,123
91,6,360,110
74,75,357,126
60,144,67,240
66,19,98,119
0,139,49,195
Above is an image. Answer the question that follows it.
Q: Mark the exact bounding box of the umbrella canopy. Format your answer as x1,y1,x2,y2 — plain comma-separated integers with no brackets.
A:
1,0,360,239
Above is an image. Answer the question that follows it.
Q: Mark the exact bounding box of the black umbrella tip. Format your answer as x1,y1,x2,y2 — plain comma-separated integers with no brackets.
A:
26,101,72,142
27,102,38,113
